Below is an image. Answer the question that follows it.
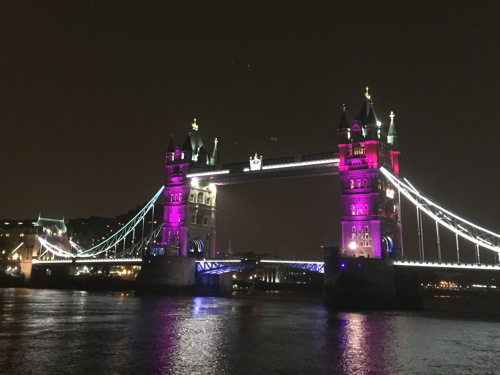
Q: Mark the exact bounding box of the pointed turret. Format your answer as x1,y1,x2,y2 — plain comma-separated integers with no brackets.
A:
356,86,372,124
338,104,350,143
211,138,221,167
166,133,175,162
364,104,379,140
167,133,175,153
182,133,192,162
197,145,209,165
387,111,398,148
188,118,205,161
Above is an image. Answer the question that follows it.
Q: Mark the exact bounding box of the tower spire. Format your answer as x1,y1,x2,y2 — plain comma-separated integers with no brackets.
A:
167,132,175,153
211,138,220,167
387,111,398,148
338,104,350,143
356,86,373,124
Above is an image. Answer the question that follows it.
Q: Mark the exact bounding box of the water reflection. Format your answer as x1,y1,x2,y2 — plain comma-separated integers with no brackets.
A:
1,289,500,374
330,312,395,374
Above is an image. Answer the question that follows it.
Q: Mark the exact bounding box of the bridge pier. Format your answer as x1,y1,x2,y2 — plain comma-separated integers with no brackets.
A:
136,256,232,296
324,256,397,310
323,248,423,310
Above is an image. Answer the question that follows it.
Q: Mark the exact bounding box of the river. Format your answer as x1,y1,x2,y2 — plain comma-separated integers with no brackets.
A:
0,288,498,375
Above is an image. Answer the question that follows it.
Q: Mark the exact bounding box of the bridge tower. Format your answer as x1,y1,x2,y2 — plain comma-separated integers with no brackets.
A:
337,88,402,259
161,119,218,257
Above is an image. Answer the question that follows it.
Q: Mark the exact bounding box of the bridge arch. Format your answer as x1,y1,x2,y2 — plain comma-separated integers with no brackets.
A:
188,239,204,256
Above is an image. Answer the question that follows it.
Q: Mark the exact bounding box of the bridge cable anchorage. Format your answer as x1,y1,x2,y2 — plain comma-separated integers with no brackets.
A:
380,168,500,255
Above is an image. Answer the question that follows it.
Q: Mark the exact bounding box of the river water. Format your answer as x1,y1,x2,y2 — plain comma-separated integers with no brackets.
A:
0,288,499,375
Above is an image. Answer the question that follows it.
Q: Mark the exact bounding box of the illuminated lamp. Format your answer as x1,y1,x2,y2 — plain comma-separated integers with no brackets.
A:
191,178,199,188
348,241,357,250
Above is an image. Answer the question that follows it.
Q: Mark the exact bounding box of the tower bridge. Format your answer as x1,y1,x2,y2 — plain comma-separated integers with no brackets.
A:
4,88,500,306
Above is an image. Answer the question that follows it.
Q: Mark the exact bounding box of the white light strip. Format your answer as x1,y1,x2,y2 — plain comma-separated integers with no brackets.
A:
395,260,500,271
33,258,142,264
261,260,324,265
187,170,230,178
37,237,74,258
10,242,24,255
195,259,242,263
243,158,339,172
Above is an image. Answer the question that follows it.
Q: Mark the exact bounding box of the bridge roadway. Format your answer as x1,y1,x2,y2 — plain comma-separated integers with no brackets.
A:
32,257,326,273
187,152,339,184
32,258,500,273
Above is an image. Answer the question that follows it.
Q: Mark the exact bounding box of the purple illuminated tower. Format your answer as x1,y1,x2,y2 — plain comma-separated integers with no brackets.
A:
337,88,402,259
160,119,218,257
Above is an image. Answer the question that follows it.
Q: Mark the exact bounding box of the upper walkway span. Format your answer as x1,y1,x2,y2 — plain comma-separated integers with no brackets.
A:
187,152,339,185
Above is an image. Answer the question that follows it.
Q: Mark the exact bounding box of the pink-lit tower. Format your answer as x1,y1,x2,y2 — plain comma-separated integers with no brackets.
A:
160,119,218,257
337,88,402,259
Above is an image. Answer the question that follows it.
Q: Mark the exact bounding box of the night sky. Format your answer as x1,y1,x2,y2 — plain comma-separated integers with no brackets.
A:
1,1,499,259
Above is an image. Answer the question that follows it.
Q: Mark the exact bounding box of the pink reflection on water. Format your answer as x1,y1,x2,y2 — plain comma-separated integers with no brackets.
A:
334,313,391,374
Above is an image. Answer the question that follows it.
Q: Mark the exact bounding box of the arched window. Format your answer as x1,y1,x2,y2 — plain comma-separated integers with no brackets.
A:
197,192,204,203
173,166,180,175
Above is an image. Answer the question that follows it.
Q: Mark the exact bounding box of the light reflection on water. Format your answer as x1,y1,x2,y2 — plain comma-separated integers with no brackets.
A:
0,288,499,375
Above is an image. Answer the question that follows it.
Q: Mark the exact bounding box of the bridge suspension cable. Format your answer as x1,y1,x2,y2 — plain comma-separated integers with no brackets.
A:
37,186,164,259
76,186,164,258
381,168,500,255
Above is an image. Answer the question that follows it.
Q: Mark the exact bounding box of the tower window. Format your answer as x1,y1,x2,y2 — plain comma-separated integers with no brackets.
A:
197,192,204,203
173,166,180,175
352,143,366,155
